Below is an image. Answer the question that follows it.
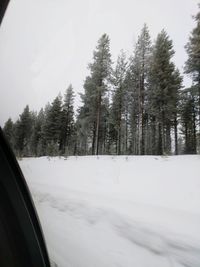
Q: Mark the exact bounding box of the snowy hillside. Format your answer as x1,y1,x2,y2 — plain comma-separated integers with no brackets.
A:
19,155,200,267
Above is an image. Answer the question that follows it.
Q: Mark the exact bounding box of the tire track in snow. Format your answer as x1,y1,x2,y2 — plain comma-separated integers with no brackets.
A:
33,189,200,267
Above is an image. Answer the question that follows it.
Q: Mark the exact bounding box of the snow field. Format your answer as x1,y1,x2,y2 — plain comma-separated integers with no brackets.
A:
19,155,200,267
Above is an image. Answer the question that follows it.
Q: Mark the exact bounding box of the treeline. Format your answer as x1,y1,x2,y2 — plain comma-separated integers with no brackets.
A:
3,9,200,156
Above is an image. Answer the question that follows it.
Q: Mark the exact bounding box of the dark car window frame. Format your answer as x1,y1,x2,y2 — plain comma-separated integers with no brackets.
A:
0,2,51,266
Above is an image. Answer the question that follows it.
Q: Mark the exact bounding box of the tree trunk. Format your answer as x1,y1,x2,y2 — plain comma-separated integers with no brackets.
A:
151,116,156,155
117,101,122,155
165,122,171,155
95,89,102,155
125,110,128,154
185,123,188,154
174,117,178,155
198,79,200,131
158,122,163,155
138,78,141,155
141,71,145,155
198,80,200,153
92,122,96,155
117,125,121,155
192,101,197,154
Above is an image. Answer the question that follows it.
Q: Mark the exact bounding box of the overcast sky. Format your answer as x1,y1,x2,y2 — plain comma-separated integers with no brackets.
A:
0,0,199,126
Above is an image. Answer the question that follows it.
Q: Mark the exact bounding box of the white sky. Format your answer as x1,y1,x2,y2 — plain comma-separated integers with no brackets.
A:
0,0,199,126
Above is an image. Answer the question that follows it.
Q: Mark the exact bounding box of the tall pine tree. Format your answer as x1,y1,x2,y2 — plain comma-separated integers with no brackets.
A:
89,34,112,155
148,30,181,155
60,85,75,155
128,24,151,154
185,4,200,152
110,50,128,154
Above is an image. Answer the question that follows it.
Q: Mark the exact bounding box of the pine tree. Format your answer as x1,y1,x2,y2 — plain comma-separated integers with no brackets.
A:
148,30,181,155
125,65,139,154
60,84,75,155
128,25,151,154
185,4,200,152
171,69,183,155
76,106,90,155
3,118,14,148
77,34,112,155
99,95,110,154
88,34,112,155
180,87,197,154
134,24,151,154
44,95,63,155
77,76,97,155
14,105,33,156
110,50,128,154
30,109,45,156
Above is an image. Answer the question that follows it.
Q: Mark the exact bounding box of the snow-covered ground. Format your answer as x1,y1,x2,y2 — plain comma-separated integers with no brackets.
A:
19,155,200,267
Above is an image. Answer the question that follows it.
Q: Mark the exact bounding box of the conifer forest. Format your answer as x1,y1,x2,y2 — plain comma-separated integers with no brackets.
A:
3,7,200,157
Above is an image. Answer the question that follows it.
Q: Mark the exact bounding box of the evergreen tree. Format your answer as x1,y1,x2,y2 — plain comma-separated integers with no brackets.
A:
148,30,181,155
110,50,128,154
128,24,151,154
44,95,63,155
125,65,139,154
88,33,112,155
14,105,33,156
180,87,197,154
60,84,75,155
77,76,97,155
3,118,14,148
76,106,90,155
185,4,200,152
170,69,183,155
30,109,45,156
134,24,151,154
99,95,110,154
